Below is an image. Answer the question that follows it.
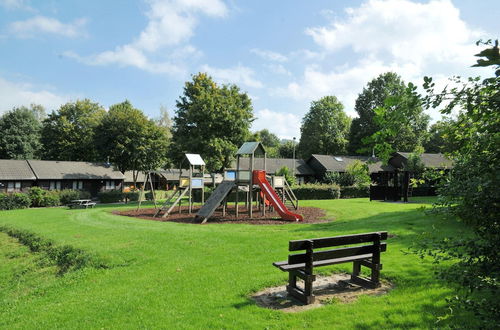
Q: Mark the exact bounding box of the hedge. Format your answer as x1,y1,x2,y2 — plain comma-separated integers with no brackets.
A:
291,184,341,200
0,193,31,210
97,190,123,203
340,186,370,198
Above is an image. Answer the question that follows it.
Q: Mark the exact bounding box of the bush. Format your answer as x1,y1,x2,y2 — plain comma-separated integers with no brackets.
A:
292,184,340,200
42,191,60,207
340,186,370,198
145,190,170,201
28,187,60,207
0,193,31,210
98,190,123,203
58,189,80,205
276,166,296,186
28,186,46,207
123,191,140,202
323,171,355,187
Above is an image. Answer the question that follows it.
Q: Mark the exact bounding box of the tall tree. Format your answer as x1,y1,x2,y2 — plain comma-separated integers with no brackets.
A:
414,40,500,326
156,104,173,140
277,140,296,158
41,99,105,161
95,101,169,185
297,96,351,159
424,119,462,153
170,73,254,172
348,72,428,154
0,105,43,159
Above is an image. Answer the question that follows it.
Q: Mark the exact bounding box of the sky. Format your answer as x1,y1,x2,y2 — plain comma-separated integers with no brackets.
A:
0,0,498,140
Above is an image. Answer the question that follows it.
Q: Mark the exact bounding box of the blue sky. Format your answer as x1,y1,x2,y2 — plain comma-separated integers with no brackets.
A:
0,0,498,139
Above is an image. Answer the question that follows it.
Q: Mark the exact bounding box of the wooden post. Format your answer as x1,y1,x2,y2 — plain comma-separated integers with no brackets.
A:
304,240,315,304
236,155,240,218
188,165,193,214
149,172,157,209
371,233,381,286
136,173,148,211
249,153,254,218
201,165,205,205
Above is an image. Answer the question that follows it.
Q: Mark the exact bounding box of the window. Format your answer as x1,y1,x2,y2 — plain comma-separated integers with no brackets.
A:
105,180,115,190
49,181,61,190
7,181,21,192
72,181,83,190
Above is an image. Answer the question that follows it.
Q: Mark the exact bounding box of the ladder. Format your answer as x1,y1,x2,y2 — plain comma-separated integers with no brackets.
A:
274,179,298,210
154,187,189,218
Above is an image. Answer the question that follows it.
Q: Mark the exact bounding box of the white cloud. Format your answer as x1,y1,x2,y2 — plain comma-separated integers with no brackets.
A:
9,16,87,38
0,0,33,11
252,108,301,140
201,64,263,88
306,0,483,67
68,0,227,76
264,63,291,76
275,0,489,122
0,77,72,114
274,59,425,116
251,48,288,62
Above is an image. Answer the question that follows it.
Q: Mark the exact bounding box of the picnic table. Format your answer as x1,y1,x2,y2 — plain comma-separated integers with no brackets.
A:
68,199,96,209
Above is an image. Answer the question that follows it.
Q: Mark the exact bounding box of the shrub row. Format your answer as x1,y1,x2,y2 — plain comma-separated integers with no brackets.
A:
0,226,108,273
340,186,370,198
0,193,31,210
291,184,341,200
0,188,92,210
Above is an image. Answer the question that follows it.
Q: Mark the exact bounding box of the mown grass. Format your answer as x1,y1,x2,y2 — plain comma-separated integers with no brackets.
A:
0,198,474,329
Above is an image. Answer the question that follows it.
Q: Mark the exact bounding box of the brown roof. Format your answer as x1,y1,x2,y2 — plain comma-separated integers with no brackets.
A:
309,154,394,173
28,160,125,180
231,158,315,176
0,159,36,180
396,152,453,169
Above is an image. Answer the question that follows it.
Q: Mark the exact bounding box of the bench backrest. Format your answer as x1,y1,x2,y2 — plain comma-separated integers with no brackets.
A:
287,232,388,265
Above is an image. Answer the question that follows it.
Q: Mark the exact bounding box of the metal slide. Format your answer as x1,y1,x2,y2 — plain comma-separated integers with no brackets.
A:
252,170,303,221
195,181,236,223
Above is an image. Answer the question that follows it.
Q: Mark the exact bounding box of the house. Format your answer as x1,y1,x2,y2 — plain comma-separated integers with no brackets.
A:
28,160,125,196
0,159,125,196
389,152,453,170
306,154,394,181
231,157,316,184
0,159,37,193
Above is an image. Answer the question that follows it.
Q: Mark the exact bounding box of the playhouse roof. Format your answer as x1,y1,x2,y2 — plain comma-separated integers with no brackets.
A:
236,142,266,155
185,154,205,166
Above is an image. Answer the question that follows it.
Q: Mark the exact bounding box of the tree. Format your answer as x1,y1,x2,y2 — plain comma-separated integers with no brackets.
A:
0,105,43,159
156,105,173,140
277,140,296,158
170,73,254,172
255,129,280,148
414,40,500,326
41,99,105,161
95,101,169,185
424,119,464,154
297,96,351,159
348,72,429,155
366,81,430,162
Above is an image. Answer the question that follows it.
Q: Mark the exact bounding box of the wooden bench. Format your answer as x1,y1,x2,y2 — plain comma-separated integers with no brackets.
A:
273,231,388,304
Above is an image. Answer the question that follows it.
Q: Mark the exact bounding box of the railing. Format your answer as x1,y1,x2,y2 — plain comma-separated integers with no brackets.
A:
283,178,298,210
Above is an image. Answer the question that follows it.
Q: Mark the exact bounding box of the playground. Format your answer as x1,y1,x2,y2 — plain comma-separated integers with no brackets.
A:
137,142,307,224
114,204,328,225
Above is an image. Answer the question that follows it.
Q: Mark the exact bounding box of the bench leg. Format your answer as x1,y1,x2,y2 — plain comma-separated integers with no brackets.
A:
286,271,316,304
351,260,381,289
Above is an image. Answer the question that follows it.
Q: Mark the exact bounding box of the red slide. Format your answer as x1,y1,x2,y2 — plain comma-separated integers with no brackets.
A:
252,170,303,221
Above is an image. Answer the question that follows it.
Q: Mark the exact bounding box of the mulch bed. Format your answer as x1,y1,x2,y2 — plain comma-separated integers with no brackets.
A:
113,205,331,225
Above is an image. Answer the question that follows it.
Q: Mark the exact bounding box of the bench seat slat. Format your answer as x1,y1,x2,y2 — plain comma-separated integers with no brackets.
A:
288,242,386,264
289,231,388,251
274,253,373,271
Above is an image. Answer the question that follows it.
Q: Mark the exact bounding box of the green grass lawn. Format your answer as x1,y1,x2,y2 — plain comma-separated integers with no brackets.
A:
0,198,472,329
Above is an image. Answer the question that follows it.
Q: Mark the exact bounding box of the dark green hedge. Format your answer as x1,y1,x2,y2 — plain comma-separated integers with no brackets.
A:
292,184,341,200
97,190,123,203
340,186,370,198
0,193,31,210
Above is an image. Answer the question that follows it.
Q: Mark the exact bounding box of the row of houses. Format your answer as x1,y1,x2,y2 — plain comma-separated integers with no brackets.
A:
0,152,452,196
